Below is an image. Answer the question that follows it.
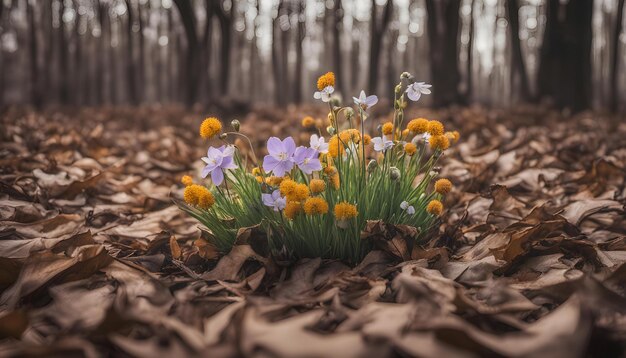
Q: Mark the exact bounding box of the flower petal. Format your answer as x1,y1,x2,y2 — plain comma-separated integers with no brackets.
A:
283,137,296,156
262,155,280,173
267,137,284,156
201,165,212,178
211,168,224,186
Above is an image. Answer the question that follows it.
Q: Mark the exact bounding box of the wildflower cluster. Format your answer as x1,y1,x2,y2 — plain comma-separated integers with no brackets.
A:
178,71,459,263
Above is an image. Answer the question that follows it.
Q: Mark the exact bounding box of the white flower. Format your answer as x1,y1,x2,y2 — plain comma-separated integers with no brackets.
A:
352,90,378,110
314,86,334,102
400,201,415,215
405,82,432,102
372,136,394,152
309,134,329,154
411,133,431,145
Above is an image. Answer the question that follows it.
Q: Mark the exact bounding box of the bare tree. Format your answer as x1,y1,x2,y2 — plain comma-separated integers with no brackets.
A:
537,0,593,112
610,0,625,111
294,0,305,103
58,0,70,104
506,0,530,101
465,0,475,101
367,0,393,94
27,0,42,108
332,0,344,97
174,0,200,106
272,1,286,105
214,1,233,95
425,0,462,107
202,0,214,102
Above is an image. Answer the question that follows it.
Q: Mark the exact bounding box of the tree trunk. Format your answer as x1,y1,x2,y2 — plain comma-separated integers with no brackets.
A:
202,0,214,103
426,0,462,107
214,1,232,95
272,1,285,105
174,0,199,106
332,0,344,97
137,2,146,103
27,1,42,108
465,0,475,101
58,0,69,104
294,1,305,103
610,0,625,112
125,0,138,104
537,0,593,112
367,0,393,94
507,0,531,101
73,0,82,106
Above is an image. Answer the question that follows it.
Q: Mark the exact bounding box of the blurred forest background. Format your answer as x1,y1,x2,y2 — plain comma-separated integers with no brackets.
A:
0,0,624,112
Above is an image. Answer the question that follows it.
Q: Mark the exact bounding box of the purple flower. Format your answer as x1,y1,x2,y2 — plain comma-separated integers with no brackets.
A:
293,146,322,174
201,145,237,186
262,190,286,211
263,137,296,177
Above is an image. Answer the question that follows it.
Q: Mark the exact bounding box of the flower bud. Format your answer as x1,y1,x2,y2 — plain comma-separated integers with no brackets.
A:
400,72,411,79
390,167,401,181
327,126,336,135
219,133,228,140
345,107,355,119
231,119,240,132
330,97,340,107
394,84,403,95
367,160,378,173
376,124,383,135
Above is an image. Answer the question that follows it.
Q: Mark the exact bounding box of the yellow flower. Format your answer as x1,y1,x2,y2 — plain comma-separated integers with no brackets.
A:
402,129,410,138
309,179,326,194
334,202,358,220
255,176,263,183
404,143,417,156
304,197,329,215
181,175,193,186
445,130,460,143
324,166,340,189
407,118,429,133
330,174,340,189
200,117,222,139
363,134,372,145
339,129,361,144
382,122,394,135
184,184,214,209
252,167,261,176
435,178,452,195
317,72,335,90
328,135,345,158
266,176,286,186
429,135,450,151
288,183,310,201
284,201,302,220
197,190,215,209
279,179,297,197
427,200,444,216
301,116,315,128
427,120,444,136
324,166,337,176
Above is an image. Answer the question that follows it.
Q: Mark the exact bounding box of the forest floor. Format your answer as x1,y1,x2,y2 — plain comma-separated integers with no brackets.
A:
0,105,625,357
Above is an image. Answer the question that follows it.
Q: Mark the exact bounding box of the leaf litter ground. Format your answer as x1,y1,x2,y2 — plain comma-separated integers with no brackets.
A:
0,105,625,357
